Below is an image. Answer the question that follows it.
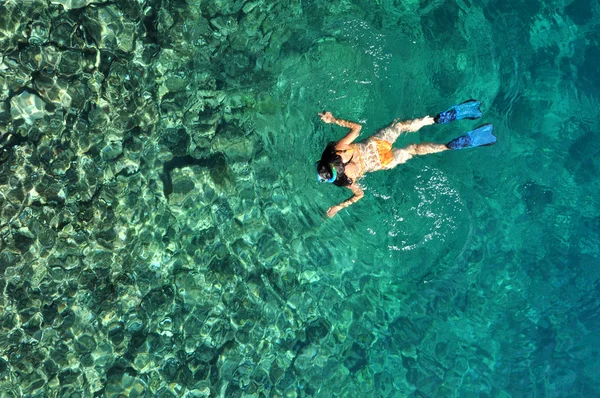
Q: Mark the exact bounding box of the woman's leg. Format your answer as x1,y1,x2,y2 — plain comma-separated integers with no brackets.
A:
384,142,448,169
373,116,435,145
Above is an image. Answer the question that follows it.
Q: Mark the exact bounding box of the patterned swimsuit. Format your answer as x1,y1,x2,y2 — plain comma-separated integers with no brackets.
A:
347,120,417,176
351,138,394,175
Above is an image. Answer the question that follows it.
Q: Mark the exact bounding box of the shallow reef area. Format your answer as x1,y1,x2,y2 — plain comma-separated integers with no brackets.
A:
0,0,317,396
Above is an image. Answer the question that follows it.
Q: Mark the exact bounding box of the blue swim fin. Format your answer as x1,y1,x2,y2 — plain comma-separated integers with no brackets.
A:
435,99,482,124
447,124,496,150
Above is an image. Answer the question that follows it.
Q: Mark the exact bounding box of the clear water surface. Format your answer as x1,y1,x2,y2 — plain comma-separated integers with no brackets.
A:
0,0,599,396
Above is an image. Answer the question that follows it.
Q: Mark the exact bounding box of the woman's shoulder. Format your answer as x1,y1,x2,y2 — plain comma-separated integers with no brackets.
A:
334,142,354,152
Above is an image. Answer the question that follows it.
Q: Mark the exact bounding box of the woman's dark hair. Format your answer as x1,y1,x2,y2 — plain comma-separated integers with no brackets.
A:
316,141,353,187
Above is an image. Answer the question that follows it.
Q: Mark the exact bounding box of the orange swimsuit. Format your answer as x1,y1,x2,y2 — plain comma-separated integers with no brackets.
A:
373,139,394,168
346,138,394,180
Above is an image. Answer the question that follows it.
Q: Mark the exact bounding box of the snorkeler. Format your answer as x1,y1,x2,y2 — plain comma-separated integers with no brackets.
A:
315,100,496,218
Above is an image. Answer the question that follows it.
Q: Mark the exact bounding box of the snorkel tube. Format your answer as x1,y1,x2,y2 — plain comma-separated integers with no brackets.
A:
315,162,337,183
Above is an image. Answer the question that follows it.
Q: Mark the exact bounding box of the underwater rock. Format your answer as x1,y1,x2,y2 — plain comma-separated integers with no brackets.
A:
343,343,369,374
160,128,190,157
58,50,83,76
0,97,7,119
33,74,71,112
211,124,256,162
20,369,46,395
234,7,269,53
84,5,136,53
29,219,56,249
243,1,260,14
222,51,251,77
170,171,196,196
0,3,29,52
48,19,77,48
51,0,103,11
200,0,247,18
75,334,97,355
210,16,239,37
519,181,554,216
37,179,66,205
10,91,46,125
39,46,62,73
87,106,110,131
101,139,123,160
18,46,47,73
28,20,50,45
164,75,188,92
0,60,32,93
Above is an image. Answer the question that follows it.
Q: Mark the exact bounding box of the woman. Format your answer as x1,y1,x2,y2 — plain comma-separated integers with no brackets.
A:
315,100,496,218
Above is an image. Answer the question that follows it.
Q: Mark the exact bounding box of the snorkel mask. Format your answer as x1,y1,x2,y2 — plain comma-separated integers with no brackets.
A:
315,162,337,183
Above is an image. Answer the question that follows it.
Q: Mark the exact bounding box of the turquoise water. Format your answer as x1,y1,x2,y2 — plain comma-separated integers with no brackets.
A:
1,0,599,396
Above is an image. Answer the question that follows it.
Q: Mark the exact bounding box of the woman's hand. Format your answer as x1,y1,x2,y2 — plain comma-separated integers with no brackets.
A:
319,111,336,124
326,205,341,218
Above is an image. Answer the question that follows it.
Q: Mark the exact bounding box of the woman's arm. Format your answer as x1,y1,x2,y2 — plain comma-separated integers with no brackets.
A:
326,184,365,218
319,112,362,146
